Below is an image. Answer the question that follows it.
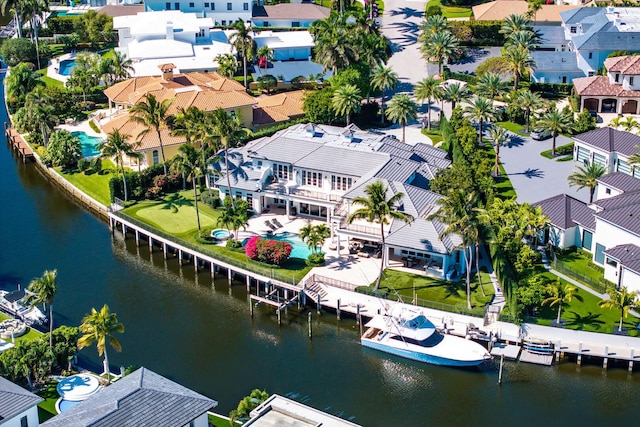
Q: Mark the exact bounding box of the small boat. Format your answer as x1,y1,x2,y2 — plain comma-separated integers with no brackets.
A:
361,307,492,367
0,289,47,327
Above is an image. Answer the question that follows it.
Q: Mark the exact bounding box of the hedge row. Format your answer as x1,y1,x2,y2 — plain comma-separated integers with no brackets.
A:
450,20,505,46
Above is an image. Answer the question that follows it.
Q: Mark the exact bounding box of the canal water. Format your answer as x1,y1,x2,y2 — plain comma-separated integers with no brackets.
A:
1,71,639,426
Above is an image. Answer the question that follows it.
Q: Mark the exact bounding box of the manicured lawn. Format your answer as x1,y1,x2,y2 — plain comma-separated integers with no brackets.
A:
481,142,517,199
421,128,444,145
36,69,64,88
371,269,494,314
208,413,239,427
554,248,604,287
129,191,219,236
530,272,639,336
496,121,528,136
57,159,118,206
37,380,59,423
0,312,44,343
426,0,472,18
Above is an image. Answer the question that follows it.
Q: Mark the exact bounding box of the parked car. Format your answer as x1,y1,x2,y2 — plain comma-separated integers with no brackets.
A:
530,129,552,140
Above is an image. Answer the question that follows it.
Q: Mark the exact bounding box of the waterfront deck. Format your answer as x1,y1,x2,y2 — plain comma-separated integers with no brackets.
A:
5,127,34,161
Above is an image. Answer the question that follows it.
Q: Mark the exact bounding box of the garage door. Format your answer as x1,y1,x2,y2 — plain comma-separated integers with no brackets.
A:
593,152,606,167
577,146,590,164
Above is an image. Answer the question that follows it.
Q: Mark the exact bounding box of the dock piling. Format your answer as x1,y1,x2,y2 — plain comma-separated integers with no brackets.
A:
135,230,140,246
246,275,250,292
337,299,341,320
308,312,312,339
498,354,504,385
603,345,609,369
577,342,583,366
629,349,634,372
250,298,254,316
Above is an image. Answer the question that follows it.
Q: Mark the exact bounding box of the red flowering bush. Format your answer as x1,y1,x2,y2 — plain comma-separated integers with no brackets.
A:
244,236,292,265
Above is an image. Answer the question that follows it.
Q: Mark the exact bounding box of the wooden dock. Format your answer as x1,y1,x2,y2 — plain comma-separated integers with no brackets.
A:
490,342,521,360
5,126,34,162
519,350,554,366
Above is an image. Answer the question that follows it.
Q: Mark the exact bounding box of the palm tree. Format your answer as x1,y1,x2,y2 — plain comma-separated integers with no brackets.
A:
214,53,238,78
567,163,607,203
506,30,540,51
24,269,57,349
370,65,399,124
503,45,536,90
229,19,255,88
464,97,495,145
78,304,124,384
2,0,24,38
347,180,414,291
24,85,55,144
441,82,470,112
172,143,204,232
500,14,532,38
428,189,479,310
332,84,362,125
599,287,639,332
386,94,418,142
110,51,134,83
6,62,43,107
620,116,640,132
210,109,251,209
414,76,442,130
487,126,510,176
536,109,573,156
129,94,174,175
420,14,449,37
630,146,640,176
421,30,459,76
526,0,544,21
299,223,330,254
542,280,582,325
256,45,273,72
475,72,508,100
516,89,545,133
97,130,141,202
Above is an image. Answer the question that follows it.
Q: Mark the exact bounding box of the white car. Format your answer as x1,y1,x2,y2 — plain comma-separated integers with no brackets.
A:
530,129,552,140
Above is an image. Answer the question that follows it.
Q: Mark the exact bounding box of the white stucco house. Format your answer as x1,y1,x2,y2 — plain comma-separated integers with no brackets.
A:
251,3,330,28
572,127,640,178
532,7,640,84
143,0,255,25
534,171,640,291
212,123,468,279
0,376,42,427
113,10,233,76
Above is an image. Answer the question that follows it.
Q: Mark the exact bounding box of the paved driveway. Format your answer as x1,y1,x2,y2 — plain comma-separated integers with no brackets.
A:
496,129,590,204
380,0,428,92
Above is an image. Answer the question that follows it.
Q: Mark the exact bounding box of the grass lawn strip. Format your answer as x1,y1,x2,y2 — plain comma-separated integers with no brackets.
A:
540,142,574,160
208,413,241,426
57,159,118,206
0,312,44,343
532,271,639,336
554,249,604,288
482,141,517,199
426,0,472,18
37,380,59,423
421,128,444,145
496,121,528,136
132,192,219,235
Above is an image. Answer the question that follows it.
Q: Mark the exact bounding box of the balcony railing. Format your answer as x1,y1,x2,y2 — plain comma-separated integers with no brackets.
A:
338,223,382,236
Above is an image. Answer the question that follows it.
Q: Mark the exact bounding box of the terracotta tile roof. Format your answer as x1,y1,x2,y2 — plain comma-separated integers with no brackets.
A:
573,75,640,97
101,114,185,152
253,90,307,125
472,0,579,23
604,55,640,75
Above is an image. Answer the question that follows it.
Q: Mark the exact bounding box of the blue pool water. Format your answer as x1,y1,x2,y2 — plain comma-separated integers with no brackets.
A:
59,59,77,76
244,232,313,259
58,399,80,412
71,131,104,158
211,229,231,239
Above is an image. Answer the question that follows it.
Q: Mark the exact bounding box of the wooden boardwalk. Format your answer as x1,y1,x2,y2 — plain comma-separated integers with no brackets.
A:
5,127,34,161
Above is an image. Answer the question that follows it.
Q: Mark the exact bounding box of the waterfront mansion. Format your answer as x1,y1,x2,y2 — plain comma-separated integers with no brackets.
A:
212,123,466,279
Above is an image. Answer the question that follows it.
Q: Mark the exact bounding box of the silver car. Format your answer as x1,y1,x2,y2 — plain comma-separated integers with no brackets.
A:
530,129,552,140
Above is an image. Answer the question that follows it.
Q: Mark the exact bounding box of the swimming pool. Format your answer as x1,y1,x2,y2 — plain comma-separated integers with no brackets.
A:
244,232,313,259
71,131,104,158
59,59,76,76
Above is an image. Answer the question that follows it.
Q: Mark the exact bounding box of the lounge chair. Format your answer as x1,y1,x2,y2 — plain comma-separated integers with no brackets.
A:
264,220,276,231
272,219,283,228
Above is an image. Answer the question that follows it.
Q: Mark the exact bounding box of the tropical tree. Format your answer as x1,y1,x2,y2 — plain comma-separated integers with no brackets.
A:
535,108,573,156
516,89,545,133
567,163,606,203
542,280,582,325
503,45,536,90
487,126,510,176
475,73,508,100
428,189,480,310
441,82,470,112
420,14,449,37
98,130,141,202
22,86,56,144
43,130,82,169
526,0,544,21
215,53,238,78
1,0,24,38
332,84,362,125
414,76,442,130
630,146,640,175
100,51,134,84
421,30,459,76
129,94,174,175
464,97,495,145
229,19,255,88
210,109,251,209
347,180,414,291
6,62,43,110
172,143,204,232
77,304,124,384
370,65,399,124
386,93,418,142
256,45,273,72
499,14,532,38
299,223,331,254
599,287,639,332
25,269,57,349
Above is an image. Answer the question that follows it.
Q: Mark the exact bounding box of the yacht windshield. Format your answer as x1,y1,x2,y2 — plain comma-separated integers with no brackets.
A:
390,331,444,348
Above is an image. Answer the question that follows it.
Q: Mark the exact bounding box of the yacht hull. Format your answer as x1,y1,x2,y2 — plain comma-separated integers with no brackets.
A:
362,338,488,367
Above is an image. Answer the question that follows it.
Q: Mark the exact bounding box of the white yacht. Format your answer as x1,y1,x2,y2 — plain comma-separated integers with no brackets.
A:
361,307,492,367
0,289,47,327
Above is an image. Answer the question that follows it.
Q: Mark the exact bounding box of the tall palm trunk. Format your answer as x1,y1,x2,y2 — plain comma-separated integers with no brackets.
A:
463,245,472,310
475,244,485,297
48,303,53,348
242,50,248,89
192,180,201,231
551,134,557,156
525,110,531,133
401,121,406,142
32,16,41,69
514,72,520,91
103,345,111,384
119,157,129,202
619,310,624,332
374,222,385,291
380,88,385,124
478,118,483,145
428,98,432,130
224,145,236,209
156,129,167,175
589,187,595,204
495,143,500,177
556,304,562,324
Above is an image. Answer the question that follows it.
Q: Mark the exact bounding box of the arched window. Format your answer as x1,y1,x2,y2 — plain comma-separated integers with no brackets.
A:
152,150,159,165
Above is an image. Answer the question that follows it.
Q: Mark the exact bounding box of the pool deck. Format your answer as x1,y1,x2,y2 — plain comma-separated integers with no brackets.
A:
47,52,78,85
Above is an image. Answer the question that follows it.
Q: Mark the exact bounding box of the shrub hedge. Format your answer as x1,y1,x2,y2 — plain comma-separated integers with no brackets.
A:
450,21,504,46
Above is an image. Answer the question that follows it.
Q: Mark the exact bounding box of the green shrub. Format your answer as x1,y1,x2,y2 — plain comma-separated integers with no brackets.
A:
226,239,243,249
89,157,102,172
201,192,220,208
0,38,37,66
450,21,504,46
47,16,80,34
89,119,101,134
195,227,217,245
588,261,605,273
306,252,326,266
529,83,574,98
598,277,615,291
426,4,442,16
77,158,90,171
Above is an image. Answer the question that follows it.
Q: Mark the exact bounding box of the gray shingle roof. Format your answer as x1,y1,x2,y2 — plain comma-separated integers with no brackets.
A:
604,243,640,274
574,127,640,157
532,193,595,230
560,7,603,25
42,368,216,427
531,51,580,72
294,145,389,176
0,376,43,424
593,189,640,236
597,172,640,192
